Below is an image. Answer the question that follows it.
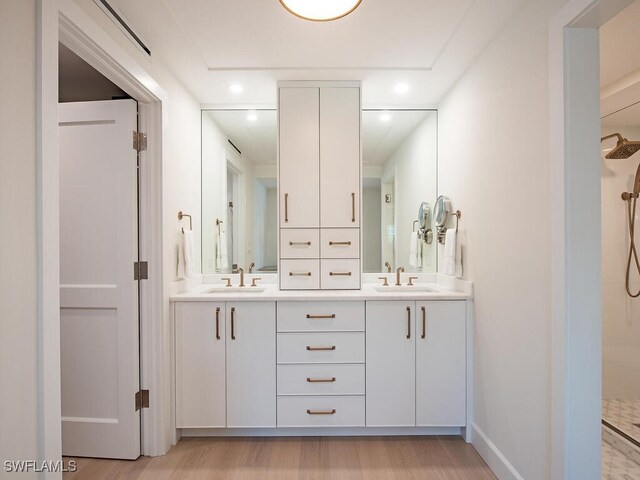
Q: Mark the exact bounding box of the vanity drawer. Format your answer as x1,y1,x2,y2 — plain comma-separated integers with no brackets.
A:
277,396,365,427
320,228,360,258
321,259,361,290
277,364,365,395
280,229,319,258
277,301,364,332
277,332,365,364
280,259,320,290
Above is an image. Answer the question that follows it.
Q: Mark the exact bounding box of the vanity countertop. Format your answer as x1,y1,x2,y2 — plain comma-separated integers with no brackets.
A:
170,283,471,302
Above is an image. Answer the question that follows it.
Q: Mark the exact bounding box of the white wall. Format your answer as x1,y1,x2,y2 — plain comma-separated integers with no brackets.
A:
601,126,640,400
0,1,39,473
437,0,568,478
382,113,437,272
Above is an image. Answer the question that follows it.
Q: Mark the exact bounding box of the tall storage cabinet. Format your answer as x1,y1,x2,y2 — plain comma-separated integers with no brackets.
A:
279,81,361,290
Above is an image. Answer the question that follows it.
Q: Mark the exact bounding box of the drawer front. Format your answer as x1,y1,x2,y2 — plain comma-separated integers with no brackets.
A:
277,332,365,364
321,259,361,290
281,229,320,259
277,301,364,332
280,259,320,290
277,396,365,427
320,228,360,258
277,364,365,396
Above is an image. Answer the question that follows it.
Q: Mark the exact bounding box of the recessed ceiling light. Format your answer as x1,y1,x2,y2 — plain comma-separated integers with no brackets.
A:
279,0,362,22
247,111,258,122
229,84,243,94
394,83,409,95
379,113,391,122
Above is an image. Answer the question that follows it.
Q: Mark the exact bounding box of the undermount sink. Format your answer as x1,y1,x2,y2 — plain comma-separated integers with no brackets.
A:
208,286,266,293
374,285,436,293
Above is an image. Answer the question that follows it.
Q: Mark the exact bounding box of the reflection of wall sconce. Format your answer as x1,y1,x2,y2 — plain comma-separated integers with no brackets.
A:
385,194,392,203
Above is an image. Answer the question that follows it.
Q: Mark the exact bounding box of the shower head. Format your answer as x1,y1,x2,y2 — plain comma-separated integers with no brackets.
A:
601,133,640,159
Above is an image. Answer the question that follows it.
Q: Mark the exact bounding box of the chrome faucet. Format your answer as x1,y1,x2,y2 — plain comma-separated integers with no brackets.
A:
385,261,392,273
249,262,255,273
238,267,245,287
395,266,404,286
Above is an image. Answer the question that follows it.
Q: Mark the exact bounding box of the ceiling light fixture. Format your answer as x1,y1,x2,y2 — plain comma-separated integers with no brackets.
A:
379,113,391,122
247,111,258,122
229,84,243,94
394,83,409,94
279,0,362,22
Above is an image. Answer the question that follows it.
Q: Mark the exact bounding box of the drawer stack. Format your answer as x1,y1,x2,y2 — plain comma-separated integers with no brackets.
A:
276,302,365,427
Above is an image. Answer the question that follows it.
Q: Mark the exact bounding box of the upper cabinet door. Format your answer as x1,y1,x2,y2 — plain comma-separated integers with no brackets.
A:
279,87,320,228
320,87,361,228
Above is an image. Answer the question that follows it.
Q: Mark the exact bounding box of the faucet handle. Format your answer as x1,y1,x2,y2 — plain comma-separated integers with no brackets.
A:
251,277,262,287
221,277,232,287
378,276,389,286
407,276,419,286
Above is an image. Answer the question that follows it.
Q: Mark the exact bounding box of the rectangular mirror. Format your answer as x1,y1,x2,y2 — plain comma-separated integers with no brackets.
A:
362,110,438,273
201,109,277,274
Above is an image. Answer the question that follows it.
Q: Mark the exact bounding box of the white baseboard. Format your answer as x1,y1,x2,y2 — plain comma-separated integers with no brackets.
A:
472,423,524,480
181,426,463,438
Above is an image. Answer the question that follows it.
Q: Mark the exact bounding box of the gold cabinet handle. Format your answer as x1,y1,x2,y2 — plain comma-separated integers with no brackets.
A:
329,241,352,246
215,307,221,340
329,272,352,276
306,314,336,319
351,193,355,222
231,307,236,340
284,193,289,223
406,306,411,339
289,272,312,276
306,346,336,351
307,409,336,415
306,377,336,383
421,306,426,339
289,241,311,246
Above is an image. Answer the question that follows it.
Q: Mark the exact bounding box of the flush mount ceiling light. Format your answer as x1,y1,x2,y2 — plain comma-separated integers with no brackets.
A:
229,84,243,94
394,83,410,95
279,0,362,22
247,111,258,122
379,113,391,122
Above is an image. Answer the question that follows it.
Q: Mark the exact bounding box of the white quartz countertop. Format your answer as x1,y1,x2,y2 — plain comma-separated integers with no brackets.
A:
170,283,471,302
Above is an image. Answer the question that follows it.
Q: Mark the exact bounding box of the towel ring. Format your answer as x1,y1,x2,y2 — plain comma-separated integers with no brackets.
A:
178,211,192,233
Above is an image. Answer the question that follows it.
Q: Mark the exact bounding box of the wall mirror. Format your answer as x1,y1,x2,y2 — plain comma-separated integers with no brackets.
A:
362,110,438,273
202,109,277,274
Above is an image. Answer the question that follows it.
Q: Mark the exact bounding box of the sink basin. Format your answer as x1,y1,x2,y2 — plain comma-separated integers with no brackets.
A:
208,286,266,293
374,285,436,293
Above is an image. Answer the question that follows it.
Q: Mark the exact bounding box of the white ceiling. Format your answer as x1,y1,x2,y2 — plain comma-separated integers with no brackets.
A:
602,101,640,128
106,0,528,106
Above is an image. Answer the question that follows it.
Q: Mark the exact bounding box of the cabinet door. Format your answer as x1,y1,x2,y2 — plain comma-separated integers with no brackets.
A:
320,87,360,228
226,302,276,427
415,301,466,426
279,87,319,228
175,302,226,428
366,301,415,426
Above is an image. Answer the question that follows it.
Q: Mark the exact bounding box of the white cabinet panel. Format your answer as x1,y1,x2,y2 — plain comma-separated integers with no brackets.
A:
320,87,360,228
226,302,276,427
416,301,467,426
277,332,365,364
321,259,360,290
175,302,226,428
277,364,365,396
366,301,416,427
279,87,319,228
277,396,365,427
320,228,360,258
280,259,320,290
280,229,320,259
277,301,364,332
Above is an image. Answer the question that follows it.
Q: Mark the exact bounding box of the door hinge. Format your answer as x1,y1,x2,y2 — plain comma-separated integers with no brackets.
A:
133,131,147,151
134,261,148,280
135,389,149,411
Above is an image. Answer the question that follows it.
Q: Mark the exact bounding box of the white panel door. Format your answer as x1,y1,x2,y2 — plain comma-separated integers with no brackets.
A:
59,99,140,459
226,302,276,427
320,87,360,228
279,87,319,228
175,302,226,428
366,301,416,426
416,301,467,426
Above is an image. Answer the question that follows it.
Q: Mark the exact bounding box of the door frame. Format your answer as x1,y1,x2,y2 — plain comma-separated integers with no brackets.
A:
37,0,168,472
549,0,634,478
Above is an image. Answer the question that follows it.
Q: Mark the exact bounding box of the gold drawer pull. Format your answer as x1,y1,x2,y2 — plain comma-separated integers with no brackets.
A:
351,192,355,222
406,306,411,339
329,241,352,246
306,377,336,383
421,306,426,339
307,409,336,415
306,346,336,351
284,193,289,223
289,241,312,246
231,307,236,340
215,307,221,340
289,272,312,276
306,314,336,319
329,272,352,276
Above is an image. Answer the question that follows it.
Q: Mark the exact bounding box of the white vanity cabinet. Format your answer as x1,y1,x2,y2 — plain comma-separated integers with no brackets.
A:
366,300,467,427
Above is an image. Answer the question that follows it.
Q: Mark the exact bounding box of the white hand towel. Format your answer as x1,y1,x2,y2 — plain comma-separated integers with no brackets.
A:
455,231,463,278
409,231,419,267
215,224,228,271
182,229,196,279
443,229,457,276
